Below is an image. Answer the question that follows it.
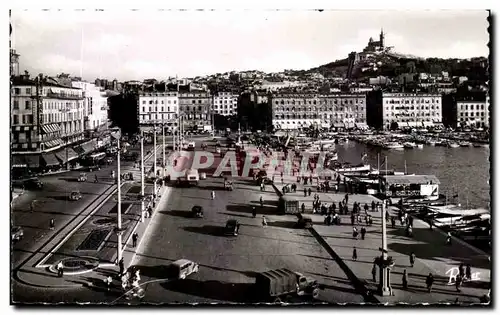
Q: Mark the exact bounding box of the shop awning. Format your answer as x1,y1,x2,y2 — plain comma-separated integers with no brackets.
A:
356,123,369,129
12,155,27,168
41,123,61,134
44,139,63,148
54,148,79,163
76,140,97,155
25,155,41,168
42,153,60,167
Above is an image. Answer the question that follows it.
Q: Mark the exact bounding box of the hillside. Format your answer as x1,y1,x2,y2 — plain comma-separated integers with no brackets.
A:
308,52,489,81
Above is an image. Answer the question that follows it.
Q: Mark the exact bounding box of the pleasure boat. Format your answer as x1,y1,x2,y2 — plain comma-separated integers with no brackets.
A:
448,142,460,148
330,162,372,174
384,142,405,150
459,141,472,147
403,142,417,149
416,143,424,149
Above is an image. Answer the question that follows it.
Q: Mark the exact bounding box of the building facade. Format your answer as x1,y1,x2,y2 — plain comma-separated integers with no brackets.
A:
11,76,84,154
381,93,443,130
456,96,489,128
269,93,367,130
178,92,212,129
138,92,179,131
71,81,109,133
212,91,238,116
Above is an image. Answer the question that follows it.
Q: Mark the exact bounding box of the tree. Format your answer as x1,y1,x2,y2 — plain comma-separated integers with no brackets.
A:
390,121,399,131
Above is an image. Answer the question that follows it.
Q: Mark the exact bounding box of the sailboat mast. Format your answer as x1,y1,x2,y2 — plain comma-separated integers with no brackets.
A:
404,160,407,175
377,153,380,173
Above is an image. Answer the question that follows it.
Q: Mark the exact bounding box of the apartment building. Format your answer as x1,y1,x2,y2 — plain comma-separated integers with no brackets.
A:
11,75,84,170
212,91,238,116
178,92,212,130
269,93,367,130
381,93,443,130
138,92,179,131
456,95,490,128
71,81,109,132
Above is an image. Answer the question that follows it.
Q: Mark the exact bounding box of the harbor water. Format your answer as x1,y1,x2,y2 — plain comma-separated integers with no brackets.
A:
335,140,491,209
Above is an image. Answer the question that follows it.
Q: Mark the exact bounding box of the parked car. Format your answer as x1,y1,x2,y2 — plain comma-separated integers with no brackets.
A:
11,226,24,242
224,219,240,236
78,173,87,182
191,206,203,218
69,191,82,201
169,259,199,280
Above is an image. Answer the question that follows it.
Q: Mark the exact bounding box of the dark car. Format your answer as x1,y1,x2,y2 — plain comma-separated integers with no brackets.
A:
224,219,240,236
11,226,23,242
12,177,43,190
191,205,204,218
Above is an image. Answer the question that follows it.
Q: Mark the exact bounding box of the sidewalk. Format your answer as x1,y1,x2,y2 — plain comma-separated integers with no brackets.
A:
271,175,491,304
14,144,168,290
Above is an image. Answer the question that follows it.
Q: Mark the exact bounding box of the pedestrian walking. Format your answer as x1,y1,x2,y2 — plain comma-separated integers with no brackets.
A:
386,211,390,222
446,232,452,245
402,269,408,290
252,206,257,218
304,188,307,197
459,263,465,279
262,216,268,227
466,264,472,281
105,275,113,291
352,227,358,239
391,216,395,228
132,232,139,247
352,247,357,261
455,274,462,292
119,257,125,276
211,190,216,200
364,203,369,214
360,227,366,240
56,261,64,277
49,218,55,230
308,188,312,196
409,252,415,267
371,264,377,282
371,200,376,212
426,273,434,293
357,213,361,224
301,203,305,214
350,213,355,225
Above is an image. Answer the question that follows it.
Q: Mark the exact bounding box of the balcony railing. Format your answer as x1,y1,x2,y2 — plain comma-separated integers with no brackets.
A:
46,92,83,100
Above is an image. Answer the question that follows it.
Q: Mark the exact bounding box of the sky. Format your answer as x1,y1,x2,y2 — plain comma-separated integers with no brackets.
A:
11,10,490,82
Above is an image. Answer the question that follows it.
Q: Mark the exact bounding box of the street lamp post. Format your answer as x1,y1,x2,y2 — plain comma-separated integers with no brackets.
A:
153,124,157,199
378,201,392,296
140,130,145,222
162,123,166,178
113,129,123,264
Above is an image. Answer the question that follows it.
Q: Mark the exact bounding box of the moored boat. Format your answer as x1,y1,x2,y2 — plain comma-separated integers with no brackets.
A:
403,142,417,149
459,141,472,147
416,144,424,149
448,142,460,148
384,142,404,150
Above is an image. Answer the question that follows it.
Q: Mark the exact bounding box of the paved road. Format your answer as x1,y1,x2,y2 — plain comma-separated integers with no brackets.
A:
11,144,154,271
121,174,364,304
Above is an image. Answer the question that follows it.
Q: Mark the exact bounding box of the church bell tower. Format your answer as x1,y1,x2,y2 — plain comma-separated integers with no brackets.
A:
380,28,385,48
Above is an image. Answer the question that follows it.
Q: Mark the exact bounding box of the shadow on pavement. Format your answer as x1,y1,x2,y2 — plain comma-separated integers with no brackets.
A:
388,242,490,269
160,210,193,219
57,177,79,182
183,225,225,237
266,220,297,229
197,185,227,191
160,278,256,303
48,195,70,201
226,204,279,216
218,212,252,219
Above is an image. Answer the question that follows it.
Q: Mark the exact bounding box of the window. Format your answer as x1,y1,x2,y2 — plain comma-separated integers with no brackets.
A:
13,100,19,110
142,106,146,112
192,100,196,104
26,88,31,94
149,100,153,104
25,100,31,110
198,100,202,104
173,100,176,104
27,114,33,124
142,100,146,104
13,115,19,124
14,88,20,95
